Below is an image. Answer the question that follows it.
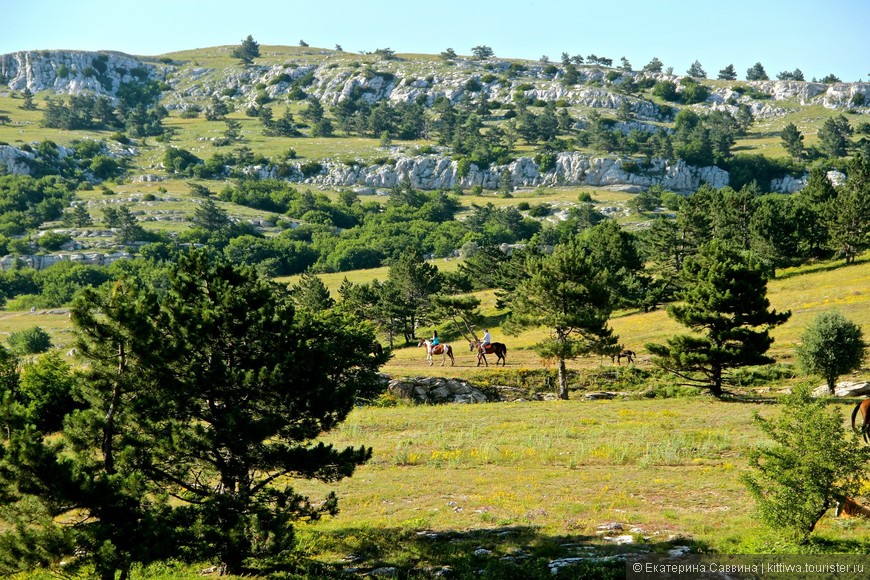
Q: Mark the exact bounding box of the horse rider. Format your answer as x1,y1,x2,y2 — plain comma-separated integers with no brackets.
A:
480,329,491,353
430,330,439,354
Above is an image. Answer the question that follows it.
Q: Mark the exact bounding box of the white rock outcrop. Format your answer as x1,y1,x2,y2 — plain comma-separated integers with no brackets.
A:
0,50,159,97
283,152,730,192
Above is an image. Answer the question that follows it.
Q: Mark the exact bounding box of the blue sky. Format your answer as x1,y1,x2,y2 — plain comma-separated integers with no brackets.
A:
3,0,868,82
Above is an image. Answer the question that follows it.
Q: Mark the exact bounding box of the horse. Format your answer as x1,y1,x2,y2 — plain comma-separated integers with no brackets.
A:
610,349,635,365
836,495,870,518
851,398,870,444
469,340,507,367
418,338,455,366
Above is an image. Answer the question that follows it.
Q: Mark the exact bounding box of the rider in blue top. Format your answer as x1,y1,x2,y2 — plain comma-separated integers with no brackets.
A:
431,330,440,346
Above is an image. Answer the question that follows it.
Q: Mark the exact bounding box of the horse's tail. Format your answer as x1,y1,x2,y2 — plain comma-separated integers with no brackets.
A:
447,344,455,364
852,402,862,435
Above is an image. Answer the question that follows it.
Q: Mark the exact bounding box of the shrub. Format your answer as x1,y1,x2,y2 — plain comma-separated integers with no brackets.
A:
19,350,79,432
464,78,482,92
299,161,324,177
7,326,53,355
742,385,870,544
37,232,71,251
795,311,866,393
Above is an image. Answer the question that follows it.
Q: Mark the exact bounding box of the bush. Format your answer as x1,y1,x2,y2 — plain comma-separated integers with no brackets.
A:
36,232,71,251
299,161,323,177
19,350,79,432
7,326,53,355
742,384,870,544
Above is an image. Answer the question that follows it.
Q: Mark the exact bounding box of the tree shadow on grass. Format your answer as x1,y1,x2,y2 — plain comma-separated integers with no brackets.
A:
290,524,713,579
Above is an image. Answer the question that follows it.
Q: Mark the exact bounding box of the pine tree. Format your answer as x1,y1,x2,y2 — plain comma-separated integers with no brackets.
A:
829,155,870,263
232,35,260,65
191,198,230,232
686,60,706,78
388,249,443,343
291,270,335,312
817,115,852,158
717,64,737,80
72,202,92,227
781,122,804,159
647,241,791,396
746,62,769,81
20,87,36,110
505,237,617,399
0,251,388,577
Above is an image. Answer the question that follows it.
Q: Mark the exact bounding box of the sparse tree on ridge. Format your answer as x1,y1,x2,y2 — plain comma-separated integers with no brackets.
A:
746,62,769,81
471,45,494,60
643,57,663,73
231,34,260,65
717,64,737,80
777,68,805,81
440,48,458,60
686,60,706,78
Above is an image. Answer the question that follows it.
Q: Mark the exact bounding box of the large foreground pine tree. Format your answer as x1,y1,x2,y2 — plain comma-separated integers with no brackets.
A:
0,250,387,578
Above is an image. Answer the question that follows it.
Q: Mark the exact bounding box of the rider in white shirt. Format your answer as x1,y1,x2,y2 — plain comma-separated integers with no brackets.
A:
481,329,491,352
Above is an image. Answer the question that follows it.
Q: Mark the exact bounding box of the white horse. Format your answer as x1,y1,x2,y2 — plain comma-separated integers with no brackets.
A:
418,338,455,366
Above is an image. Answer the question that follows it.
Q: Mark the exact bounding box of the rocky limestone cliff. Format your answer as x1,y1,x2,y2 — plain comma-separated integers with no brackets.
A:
4,49,869,118
0,50,162,97
0,251,133,271
247,151,730,192
0,144,36,174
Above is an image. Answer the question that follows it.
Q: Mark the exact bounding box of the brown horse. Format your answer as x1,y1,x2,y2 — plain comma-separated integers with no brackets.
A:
418,338,455,366
610,349,635,365
836,495,870,518
851,398,870,444
469,341,507,367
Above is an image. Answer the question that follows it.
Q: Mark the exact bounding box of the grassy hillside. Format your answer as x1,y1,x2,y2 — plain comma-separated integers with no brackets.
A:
8,252,870,383
282,396,870,575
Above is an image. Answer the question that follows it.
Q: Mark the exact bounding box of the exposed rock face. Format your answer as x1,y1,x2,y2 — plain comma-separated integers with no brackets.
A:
0,50,160,97
812,381,870,398
291,152,730,192
0,145,35,175
0,252,133,271
388,377,488,404
752,79,870,109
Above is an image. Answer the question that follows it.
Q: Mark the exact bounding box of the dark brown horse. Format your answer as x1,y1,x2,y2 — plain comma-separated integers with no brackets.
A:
851,398,870,444
469,340,507,367
610,349,635,365
418,338,455,366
